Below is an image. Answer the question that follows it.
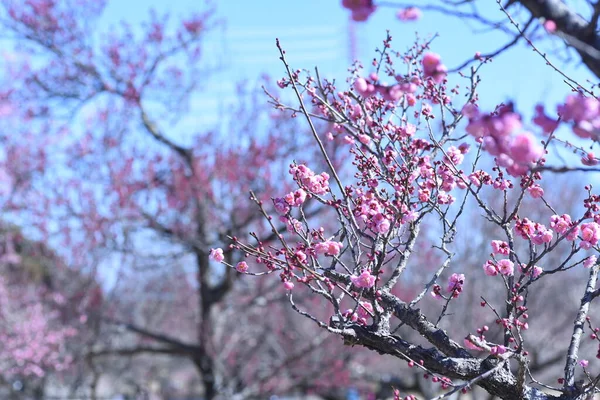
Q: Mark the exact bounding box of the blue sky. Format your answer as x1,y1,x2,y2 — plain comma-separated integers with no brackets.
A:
98,1,596,129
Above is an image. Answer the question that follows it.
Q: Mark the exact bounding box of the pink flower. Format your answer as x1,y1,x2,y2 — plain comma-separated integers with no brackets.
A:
283,281,294,290
445,146,464,165
314,240,343,257
491,240,509,255
509,132,543,164
497,259,514,276
543,20,557,33
354,77,368,94
351,269,377,289
531,224,553,245
579,359,589,368
236,261,249,273
527,184,544,198
580,222,600,249
483,260,498,276
209,248,224,263
401,210,419,224
290,164,330,195
357,301,374,319
447,273,465,297
584,255,597,268
533,104,559,134
531,266,543,278
396,7,421,21
284,189,307,207
550,214,572,235
422,52,447,83
274,197,291,214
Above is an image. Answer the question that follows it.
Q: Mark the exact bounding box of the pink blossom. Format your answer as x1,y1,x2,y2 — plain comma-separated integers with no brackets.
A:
497,259,514,276
580,222,600,249
531,224,553,245
483,260,498,276
351,269,377,289
584,255,597,268
401,210,419,224
446,273,465,296
290,164,330,195
531,265,543,278
396,7,421,21
579,359,589,368
550,214,572,234
491,240,509,255
314,240,343,257
354,77,368,94
357,301,374,319
358,134,371,145
509,132,543,164
543,20,557,33
527,184,544,198
490,345,507,355
283,281,294,290
422,52,447,83
373,213,391,234
284,189,307,207
273,197,291,214
445,146,464,165
236,261,249,273
533,104,559,134
515,218,536,239
209,248,224,263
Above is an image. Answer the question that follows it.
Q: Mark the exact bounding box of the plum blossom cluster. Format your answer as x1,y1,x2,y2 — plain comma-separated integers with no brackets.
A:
422,52,447,83
464,103,544,176
534,94,600,165
536,94,600,140
354,73,419,104
289,164,330,195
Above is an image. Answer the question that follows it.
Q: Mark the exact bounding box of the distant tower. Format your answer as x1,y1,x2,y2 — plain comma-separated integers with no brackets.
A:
348,19,358,63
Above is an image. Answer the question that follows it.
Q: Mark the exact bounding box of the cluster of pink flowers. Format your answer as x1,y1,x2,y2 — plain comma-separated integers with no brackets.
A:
283,188,307,207
354,73,418,103
491,240,509,255
289,164,330,195
483,259,514,276
396,7,421,21
465,103,544,176
341,0,376,21
350,269,377,288
422,53,447,83
557,94,600,139
343,301,377,325
314,240,343,257
549,214,576,236
514,218,553,245
534,95,600,159
446,273,465,298
354,191,392,234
